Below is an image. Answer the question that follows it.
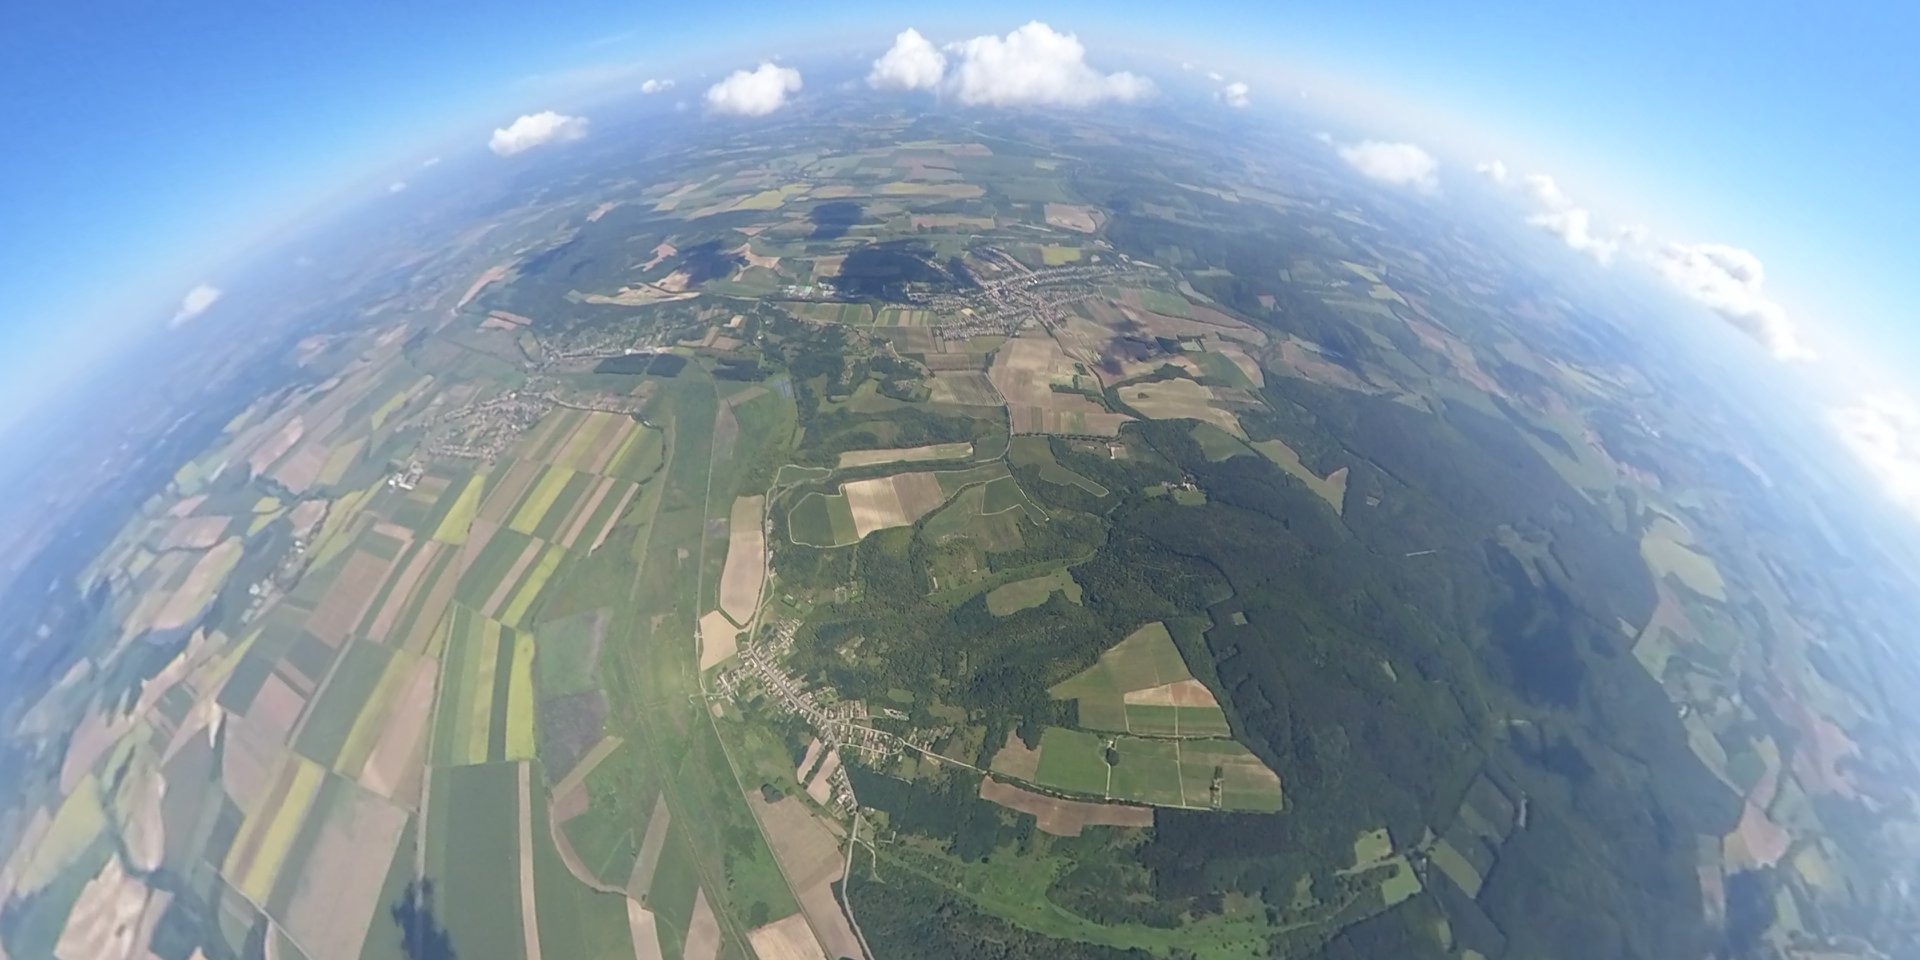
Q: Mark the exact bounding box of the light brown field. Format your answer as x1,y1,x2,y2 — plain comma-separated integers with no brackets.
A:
249,418,307,475
836,443,972,469
794,738,825,782
747,795,861,960
282,779,408,960
627,794,672,900
841,472,949,539
59,707,125,793
746,913,828,960
561,478,619,547
804,751,841,807
698,610,739,671
1123,679,1219,708
480,459,543,523
159,515,232,551
366,541,442,643
979,778,1152,836
1043,203,1102,233
482,538,545,618
590,483,641,554
307,548,396,646
456,265,510,310
1118,379,1244,437
248,672,307,743
719,496,767,626
53,855,158,960
358,658,436,803
587,202,620,222
1724,800,1790,871
990,732,1044,781
1251,439,1348,514
628,900,665,960
271,441,331,494
152,537,244,632
166,494,207,518
1273,337,1383,394
989,336,1131,436
684,889,721,960
642,242,677,270
927,371,1001,406
221,715,283,813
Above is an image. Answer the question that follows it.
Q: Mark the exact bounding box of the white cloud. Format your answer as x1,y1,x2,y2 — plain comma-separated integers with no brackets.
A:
1206,70,1224,82
170,284,221,327
1520,174,1617,263
1830,391,1920,520
488,111,589,156
1475,159,1508,183
1180,61,1194,71
705,62,803,116
1649,242,1812,361
640,78,674,94
942,22,1153,107
1335,140,1439,192
868,28,946,91
387,181,407,194
1216,80,1250,109
1312,131,1333,144
421,156,441,168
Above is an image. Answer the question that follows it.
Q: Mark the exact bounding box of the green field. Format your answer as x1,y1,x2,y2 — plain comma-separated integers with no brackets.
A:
788,491,858,547
985,567,1082,616
1030,727,1110,795
425,762,525,960
1009,436,1111,496
293,638,394,766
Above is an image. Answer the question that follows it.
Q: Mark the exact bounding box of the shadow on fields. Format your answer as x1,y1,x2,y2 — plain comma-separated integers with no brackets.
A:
392,880,456,960
809,201,863,240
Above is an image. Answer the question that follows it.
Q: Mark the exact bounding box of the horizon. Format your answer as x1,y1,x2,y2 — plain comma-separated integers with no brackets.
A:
3,3,1917,520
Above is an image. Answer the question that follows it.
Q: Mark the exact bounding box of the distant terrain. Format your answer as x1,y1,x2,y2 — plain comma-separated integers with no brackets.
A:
0,96,1915,960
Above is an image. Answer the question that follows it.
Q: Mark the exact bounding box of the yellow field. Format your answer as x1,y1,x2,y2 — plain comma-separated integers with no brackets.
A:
501,543,564,627
316,438,365,486
509,466,575,534
836,442,972,469
732,184,807,210
15,775,106,895
235,758,324,901
334,650,415,775
505,635,537,760
311,486,375,568
1042,245,1082,266
432,474,487,544
467,619,503,764
369,392,407,430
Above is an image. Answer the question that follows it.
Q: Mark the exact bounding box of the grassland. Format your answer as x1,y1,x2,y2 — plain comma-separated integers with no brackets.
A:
985,568,1082,616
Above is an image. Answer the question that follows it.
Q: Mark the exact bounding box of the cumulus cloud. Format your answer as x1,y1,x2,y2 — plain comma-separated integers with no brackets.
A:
868,28,946,91
1216,80,1250,109
488,111,589,156
1650,242,1812,361
1519,174,1618,263
1475,159,1508,183
705,62,803,116
170,284,221,327
942,22,1154,107
1335,140,1439,192
1830,392,1920,520
640,78,674,94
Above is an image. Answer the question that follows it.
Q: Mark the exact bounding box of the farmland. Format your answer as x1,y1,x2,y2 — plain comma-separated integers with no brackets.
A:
3,96,1900,960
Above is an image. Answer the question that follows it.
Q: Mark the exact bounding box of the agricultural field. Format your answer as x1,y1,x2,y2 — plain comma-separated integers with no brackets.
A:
1050,622,1235,738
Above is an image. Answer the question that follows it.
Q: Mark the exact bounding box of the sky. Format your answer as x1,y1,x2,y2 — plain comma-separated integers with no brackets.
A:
2,1,1916,508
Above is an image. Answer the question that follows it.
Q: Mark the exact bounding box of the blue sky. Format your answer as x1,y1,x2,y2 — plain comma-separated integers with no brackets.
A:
2,1,1915,478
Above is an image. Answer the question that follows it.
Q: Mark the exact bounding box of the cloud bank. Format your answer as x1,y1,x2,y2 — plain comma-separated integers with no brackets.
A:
867,22,1152,108
1830,392,1920,521
1521,174,1618,264
705,63,802,116
640,78,675,94
488,111,589,156
170,284,221,327
1651,242,1812,361
1336,140,1438,191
